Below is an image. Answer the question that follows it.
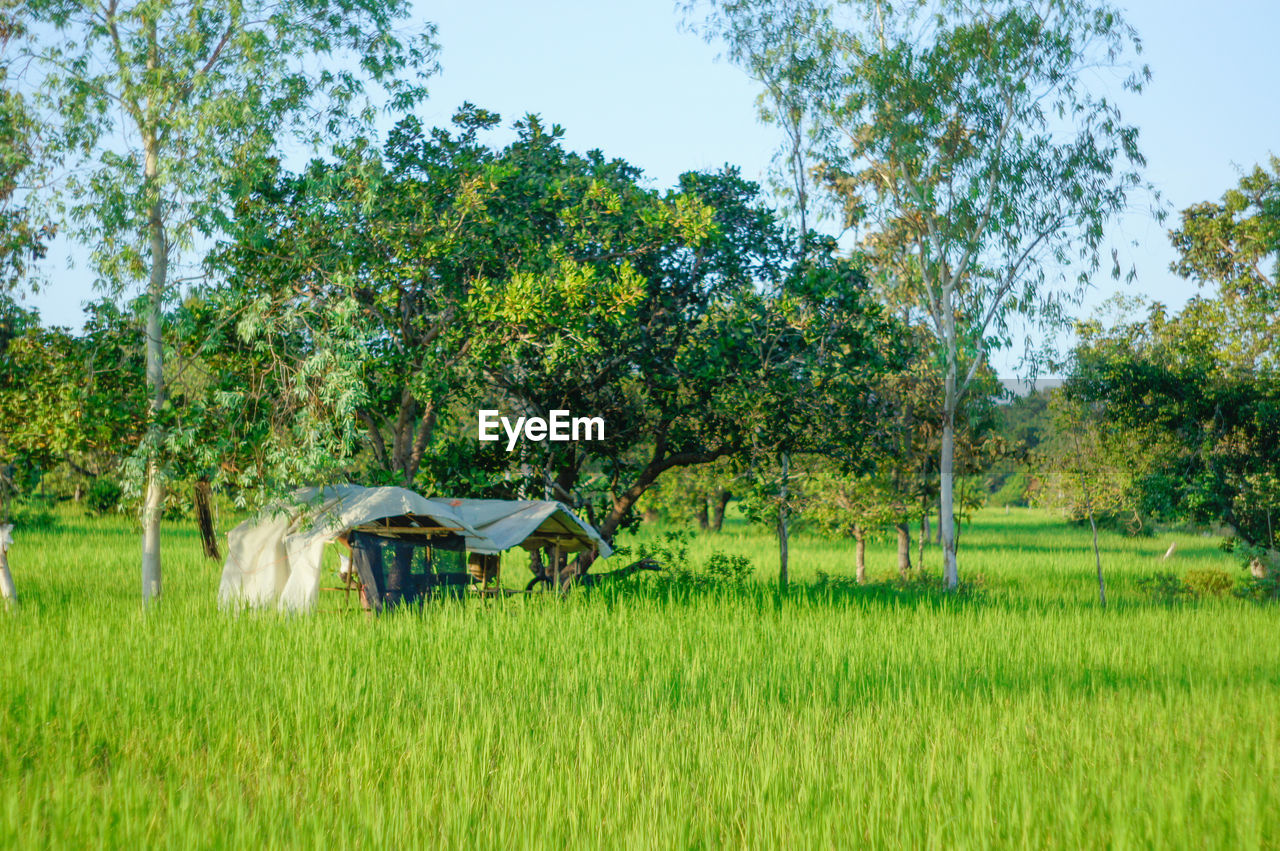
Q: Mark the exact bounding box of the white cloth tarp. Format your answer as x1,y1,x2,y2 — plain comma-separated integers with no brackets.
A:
424,498,612,558
218,485,481,613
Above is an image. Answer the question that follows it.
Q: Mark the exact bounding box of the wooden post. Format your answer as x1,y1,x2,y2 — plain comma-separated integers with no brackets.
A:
0,524,16,609
551,541,561,594
896,521,912,579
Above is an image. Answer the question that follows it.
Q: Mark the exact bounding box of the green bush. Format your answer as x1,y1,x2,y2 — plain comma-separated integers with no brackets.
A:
617,532,754,589
85,478,123,515
1233,572,1280,603
1136,571,1193,604
1184,568,1234,598
5,500,57,531
703,552,753,585
989,470,1030,508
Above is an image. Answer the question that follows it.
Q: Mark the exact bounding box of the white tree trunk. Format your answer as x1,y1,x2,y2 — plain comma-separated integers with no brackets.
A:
141,452,163,603
777,452,790,590
918,511,927,569
855,527,866,584
1088,505,1106,608
0,524,16,609
141,128,167,606
940,413,958,589
940,298,960,590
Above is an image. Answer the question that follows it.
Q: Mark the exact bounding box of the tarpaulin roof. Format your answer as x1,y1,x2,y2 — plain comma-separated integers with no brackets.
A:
218,485,481,613
424,498,612,558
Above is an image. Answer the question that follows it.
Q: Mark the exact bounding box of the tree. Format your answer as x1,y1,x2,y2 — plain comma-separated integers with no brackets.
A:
1170,155,1278,307
216,112,903,591
694,0,1152,589
210,111,728,500
1064,154,1279,571
12,0,437,603
0,298,147,516
1036,390,1144,607
0,12,52,291
470,186,900,575
685,0,838,241
1068,297,1280,576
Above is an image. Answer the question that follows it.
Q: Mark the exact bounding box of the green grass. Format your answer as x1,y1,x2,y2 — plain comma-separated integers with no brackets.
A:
0,507,1276,849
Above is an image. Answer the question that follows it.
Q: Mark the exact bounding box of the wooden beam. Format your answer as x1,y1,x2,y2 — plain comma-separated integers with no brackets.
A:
350,525,464,536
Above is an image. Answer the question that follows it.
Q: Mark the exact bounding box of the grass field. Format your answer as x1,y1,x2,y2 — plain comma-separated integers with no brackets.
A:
1,507,1277,848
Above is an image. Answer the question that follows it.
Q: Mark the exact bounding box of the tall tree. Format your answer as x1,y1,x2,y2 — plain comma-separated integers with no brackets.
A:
467,175,898,556
1170,155,1279,307
685,0,836,241
12,0,436,603
695,0,1153,588
1036,390,1145,607
0,11,52,290
210,111,723,497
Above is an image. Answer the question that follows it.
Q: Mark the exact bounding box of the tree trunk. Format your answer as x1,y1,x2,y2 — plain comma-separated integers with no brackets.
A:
777,452,789,591
599,462,665,542
596,446,729,542
940,326,959,590
855,526,866,584
405,404,437,488
140,120,167,607
0,524,16,609
918,512,927,570
695,500,710,531
571,446,731,581
1088,505,1106,608
711,489,731,533
896,521,912,579
194,479,219,560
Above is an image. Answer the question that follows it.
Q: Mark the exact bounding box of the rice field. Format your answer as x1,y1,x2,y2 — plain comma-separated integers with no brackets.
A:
0,507,1276,848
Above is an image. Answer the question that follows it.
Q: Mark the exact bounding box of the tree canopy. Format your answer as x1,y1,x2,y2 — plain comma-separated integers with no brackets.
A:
205,110,905,565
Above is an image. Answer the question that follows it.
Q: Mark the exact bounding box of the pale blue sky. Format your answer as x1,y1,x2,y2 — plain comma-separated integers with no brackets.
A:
20,0,1280,373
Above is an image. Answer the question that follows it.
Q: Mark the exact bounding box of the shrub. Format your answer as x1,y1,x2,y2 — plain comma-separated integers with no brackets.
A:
86,478,123,515
703,552,752,585
617,533,754,590
622,530,692,576
1233,572,1280,603
1136,571,1193,604
1183,568,1234,598
6,500,56,531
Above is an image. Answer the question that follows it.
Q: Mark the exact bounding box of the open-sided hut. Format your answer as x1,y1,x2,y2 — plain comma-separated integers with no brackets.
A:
218,485,482,613
424,498,612,589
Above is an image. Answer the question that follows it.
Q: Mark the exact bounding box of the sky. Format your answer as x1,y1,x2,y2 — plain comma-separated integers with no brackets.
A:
18,0,1280,375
